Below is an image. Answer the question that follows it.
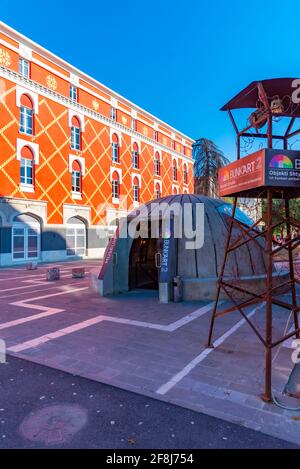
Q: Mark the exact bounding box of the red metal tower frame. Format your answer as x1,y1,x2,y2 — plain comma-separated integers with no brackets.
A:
207,79,300,402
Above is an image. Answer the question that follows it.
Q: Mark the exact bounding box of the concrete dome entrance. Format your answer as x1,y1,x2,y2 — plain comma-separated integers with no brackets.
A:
91,194,289,303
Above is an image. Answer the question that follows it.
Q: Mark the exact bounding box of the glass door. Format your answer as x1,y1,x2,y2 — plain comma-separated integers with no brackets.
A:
12,223,40,261
66,223,86,256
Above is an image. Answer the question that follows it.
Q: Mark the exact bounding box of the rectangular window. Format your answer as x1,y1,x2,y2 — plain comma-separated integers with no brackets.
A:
155,159,160,176
110,107,116,121
132,151,139,169
112,143,119,163
131,118,136,131
133,185,139,202
27,228,38,258
154,130,158,142
184,171,187,184
173,166,177,181
70,85,78,102
66,227,86,256
19,58,30,78
20,158,33,185
71,126,81,150
72,170,81,192
112,180,119,199
156,190,160,199
12,227,25,259
20,107,33,135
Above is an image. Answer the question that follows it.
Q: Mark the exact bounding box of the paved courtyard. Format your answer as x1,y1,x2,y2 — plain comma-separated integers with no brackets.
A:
0,260,300,445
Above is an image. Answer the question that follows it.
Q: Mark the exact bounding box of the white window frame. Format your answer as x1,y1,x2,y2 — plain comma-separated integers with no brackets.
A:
112,179,119,200
19,58,30,78
173,162,178,181
112,142,119,163
132,150,139,169
66,223,86,257
133,184,139,202
72,169,81,193
70,85,78,102
71,125,81,150
20,157,33,186
12,221,40,261
155,157,160,176
183,165,188,184
20,106,33,135
110,107,117,121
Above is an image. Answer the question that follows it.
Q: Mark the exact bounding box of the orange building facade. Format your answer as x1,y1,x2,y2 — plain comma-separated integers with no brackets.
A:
0,22,194,265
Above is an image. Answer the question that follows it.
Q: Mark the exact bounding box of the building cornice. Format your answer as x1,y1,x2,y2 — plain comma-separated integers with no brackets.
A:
0,21,194,146
0,65,194,164
0,37,193,149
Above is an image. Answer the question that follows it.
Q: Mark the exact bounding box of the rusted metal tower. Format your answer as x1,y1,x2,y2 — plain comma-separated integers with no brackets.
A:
207,79,300,402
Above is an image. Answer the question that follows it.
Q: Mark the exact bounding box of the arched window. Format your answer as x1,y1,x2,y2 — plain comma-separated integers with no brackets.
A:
20,94,34,135
20,146,34,186
132,142,139,169
112,133,119,163
154,151,160,176
71,116,81,150
173,186,178,195
66,216,86,257
112,171,120,200
155,182,161,199
183,164,188,184
133,176,139,203
173,160,178,181
72,160,82,194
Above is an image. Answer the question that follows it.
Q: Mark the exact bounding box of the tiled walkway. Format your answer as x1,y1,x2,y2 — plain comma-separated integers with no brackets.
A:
0,260,300,444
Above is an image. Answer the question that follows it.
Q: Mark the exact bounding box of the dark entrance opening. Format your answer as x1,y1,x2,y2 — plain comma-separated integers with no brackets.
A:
129,234,161,290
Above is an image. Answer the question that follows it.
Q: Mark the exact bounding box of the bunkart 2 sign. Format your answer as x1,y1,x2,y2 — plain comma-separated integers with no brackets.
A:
219,149,300,197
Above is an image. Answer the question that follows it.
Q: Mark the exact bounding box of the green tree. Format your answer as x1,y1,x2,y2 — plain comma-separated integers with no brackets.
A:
193,138,229,197
261,198,300,237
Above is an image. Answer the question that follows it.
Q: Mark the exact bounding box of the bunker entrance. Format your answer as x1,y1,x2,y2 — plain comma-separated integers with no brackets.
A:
128,219,163,291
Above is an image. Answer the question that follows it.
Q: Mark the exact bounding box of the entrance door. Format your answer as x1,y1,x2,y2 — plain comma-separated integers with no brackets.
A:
12,215,40,261
129,236,162,290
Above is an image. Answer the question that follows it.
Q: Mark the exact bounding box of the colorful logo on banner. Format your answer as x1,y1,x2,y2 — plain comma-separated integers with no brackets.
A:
220,169,230,182
268,154,293,169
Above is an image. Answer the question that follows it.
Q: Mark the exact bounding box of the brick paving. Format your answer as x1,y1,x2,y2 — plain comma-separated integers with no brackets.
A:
0,260,300,445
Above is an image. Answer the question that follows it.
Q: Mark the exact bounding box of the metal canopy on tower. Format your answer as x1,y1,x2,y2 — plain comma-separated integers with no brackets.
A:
207,78,300,402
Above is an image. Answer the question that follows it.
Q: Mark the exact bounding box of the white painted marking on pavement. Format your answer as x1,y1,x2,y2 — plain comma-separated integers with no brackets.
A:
156,304,263,395
0,275,87,297
6,302,217,352
0,287,89,331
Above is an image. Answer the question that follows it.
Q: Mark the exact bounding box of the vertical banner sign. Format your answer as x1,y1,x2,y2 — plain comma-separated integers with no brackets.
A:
159,217,176,283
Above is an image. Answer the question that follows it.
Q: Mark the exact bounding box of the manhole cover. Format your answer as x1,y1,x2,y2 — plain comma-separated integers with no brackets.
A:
19,404,88,446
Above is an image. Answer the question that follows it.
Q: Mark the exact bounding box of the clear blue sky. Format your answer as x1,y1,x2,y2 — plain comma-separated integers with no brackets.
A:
2,0,300,160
